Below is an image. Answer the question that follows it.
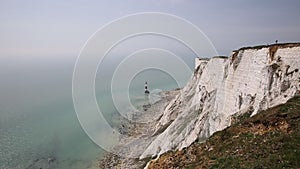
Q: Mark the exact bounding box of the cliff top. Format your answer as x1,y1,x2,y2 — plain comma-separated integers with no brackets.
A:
197,43,300,60
235,42,300,52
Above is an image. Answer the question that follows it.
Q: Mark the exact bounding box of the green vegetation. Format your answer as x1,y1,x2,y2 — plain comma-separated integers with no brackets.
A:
148,96,300,169
237,43,300,51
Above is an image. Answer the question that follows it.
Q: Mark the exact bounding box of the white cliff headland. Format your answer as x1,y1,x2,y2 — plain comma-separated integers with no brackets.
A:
99,43,300,169
141,43,300,159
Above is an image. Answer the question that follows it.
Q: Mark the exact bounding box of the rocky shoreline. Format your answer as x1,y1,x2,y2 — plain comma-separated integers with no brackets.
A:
98,89,180,169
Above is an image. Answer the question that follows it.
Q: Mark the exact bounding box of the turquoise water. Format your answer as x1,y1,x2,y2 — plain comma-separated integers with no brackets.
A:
0,99,102,169
0,56,191,169
0,59,103,169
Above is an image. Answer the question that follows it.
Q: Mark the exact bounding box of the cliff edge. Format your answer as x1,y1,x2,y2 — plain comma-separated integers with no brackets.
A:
140,43,300,159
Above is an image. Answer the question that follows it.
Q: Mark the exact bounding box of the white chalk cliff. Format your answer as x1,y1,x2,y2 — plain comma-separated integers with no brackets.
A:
140,44,300,159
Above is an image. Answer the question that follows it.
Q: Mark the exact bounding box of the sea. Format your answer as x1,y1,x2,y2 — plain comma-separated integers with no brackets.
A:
0,53,193,169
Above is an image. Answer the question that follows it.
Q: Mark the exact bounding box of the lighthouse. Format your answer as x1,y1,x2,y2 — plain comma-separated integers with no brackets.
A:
144,81,150,94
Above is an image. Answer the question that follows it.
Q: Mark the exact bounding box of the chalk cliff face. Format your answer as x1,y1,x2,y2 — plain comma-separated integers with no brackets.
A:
140,44,300,159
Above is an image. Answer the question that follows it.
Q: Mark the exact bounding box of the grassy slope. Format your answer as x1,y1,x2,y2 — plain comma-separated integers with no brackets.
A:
148,96,300,169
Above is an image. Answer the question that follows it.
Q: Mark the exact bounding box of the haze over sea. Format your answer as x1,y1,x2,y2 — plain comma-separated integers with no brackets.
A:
0,39,194,169
1,0,299,168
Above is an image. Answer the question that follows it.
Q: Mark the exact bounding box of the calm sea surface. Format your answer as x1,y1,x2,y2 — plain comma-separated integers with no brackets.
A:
0,56,191,169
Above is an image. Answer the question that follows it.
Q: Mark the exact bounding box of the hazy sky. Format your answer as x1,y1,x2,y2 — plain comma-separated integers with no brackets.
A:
1,0,300,59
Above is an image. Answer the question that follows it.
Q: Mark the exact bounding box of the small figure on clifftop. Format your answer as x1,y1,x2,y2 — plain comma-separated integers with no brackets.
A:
144,81,150,94
275,40,278,44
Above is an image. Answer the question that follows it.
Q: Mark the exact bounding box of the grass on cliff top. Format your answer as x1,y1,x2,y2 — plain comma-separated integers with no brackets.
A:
148,96,300,169
235,42,300,52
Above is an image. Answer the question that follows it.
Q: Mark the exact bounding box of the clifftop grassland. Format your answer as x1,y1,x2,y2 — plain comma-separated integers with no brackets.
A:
148,95,300,169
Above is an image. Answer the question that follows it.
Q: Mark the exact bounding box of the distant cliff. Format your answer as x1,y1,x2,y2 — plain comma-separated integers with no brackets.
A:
141,43,300,159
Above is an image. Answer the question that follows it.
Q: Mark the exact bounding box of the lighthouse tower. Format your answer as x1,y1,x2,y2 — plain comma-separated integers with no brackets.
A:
144,81,149,94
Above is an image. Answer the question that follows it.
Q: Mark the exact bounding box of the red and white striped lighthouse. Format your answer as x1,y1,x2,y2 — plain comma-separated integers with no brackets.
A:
144,81,149,94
